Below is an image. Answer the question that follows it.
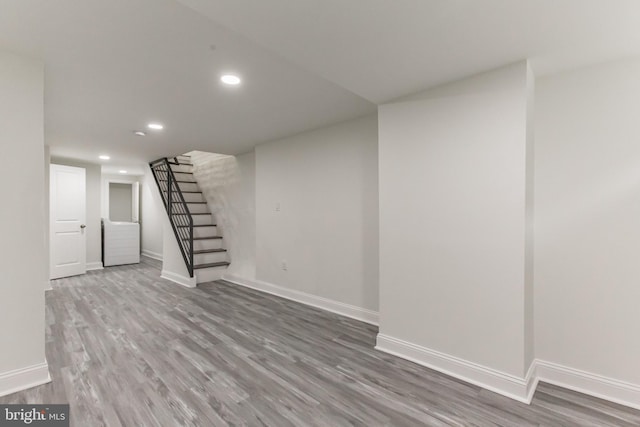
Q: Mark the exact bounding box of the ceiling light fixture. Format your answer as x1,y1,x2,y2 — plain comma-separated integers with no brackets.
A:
119,170,127,174
99,155,110,160
221,74,241,85
147,123,164,130
134,131,147,136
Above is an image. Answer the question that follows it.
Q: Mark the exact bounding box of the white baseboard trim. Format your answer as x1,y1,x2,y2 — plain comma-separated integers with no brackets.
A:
375,334,535,403
223,274,379,326
535,360,640,411
161,270,197,288
86,261,104,271
525,361,540,403
141,250,163,261
375,334,640,410
0,362,51,398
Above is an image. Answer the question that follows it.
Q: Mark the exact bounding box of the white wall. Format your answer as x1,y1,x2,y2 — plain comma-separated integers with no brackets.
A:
524,65,536,370
44,145,51,290
109,183,133,222
192,151,256,279
377,62,533,382
535,58,640,386
51,158,102,268
0,50,49,394
254,114,379,314
142,167,196,287
161,215,195,286
141,173,163,260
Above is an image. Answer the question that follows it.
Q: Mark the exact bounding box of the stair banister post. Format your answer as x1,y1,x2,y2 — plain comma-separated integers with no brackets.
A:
189,217,194,277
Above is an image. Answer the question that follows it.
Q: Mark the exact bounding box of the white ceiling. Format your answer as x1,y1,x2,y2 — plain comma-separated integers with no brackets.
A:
0,0,373,168
179,0,640,103
2,0,640,168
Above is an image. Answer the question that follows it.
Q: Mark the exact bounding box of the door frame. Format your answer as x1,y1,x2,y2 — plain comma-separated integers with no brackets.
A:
102,177,140,223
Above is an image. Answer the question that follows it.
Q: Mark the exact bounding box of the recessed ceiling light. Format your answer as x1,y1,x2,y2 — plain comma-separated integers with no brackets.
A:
147,123,164,130
99,155,110,160
119,170,127,174
134,131,146,136
221,74,241,85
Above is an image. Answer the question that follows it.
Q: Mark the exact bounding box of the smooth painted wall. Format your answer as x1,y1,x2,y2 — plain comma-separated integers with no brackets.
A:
535,58,640,385
50,157,102,267
141,173,163,259
141,166,195,286
524,65,536,370
0,51,47,375
109,183,133,222
255,114,379,311
44,145,50,290
378,62,533,377
192,151,256,279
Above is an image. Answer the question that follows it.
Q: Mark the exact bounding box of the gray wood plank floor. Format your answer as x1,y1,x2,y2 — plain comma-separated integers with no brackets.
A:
2,257,639,426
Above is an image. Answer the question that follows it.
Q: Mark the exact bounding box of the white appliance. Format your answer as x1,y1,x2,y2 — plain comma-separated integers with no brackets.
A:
102,219,140,267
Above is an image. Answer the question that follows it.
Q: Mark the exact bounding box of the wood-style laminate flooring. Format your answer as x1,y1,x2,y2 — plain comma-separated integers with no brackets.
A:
2,257,639,426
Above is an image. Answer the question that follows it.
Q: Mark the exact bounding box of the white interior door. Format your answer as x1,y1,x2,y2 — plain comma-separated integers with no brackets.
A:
50,164,86,279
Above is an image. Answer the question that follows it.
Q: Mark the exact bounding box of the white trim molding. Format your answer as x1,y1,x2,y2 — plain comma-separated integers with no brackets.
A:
374,334,640,410
0,362,51,398
223,274,379,326
86,261,104,271
524,361,540,403
161,270,197,288
141,250,162,261
375,334,536,403
535,360,640,411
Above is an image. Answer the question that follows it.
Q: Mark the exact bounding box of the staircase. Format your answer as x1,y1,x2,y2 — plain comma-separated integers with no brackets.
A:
150,154,229,284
